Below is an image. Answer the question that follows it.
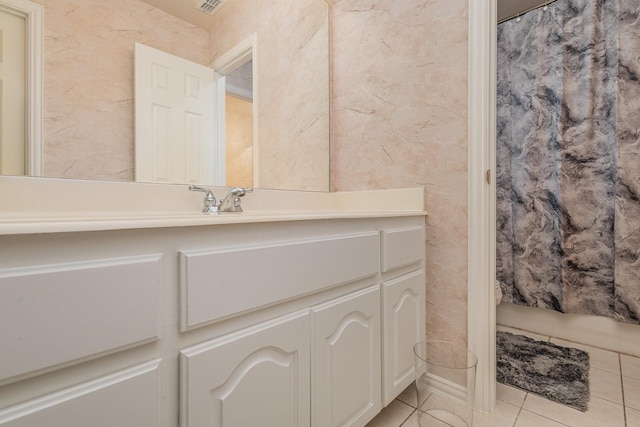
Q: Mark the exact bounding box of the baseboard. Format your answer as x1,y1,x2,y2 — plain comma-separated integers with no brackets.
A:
497,303,640,357
419,372,469,404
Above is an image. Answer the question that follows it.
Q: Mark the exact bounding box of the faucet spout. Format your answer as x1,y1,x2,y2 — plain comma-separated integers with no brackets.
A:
218,187,253,213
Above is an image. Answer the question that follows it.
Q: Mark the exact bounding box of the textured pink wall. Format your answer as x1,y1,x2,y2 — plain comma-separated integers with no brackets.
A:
331,0,470,346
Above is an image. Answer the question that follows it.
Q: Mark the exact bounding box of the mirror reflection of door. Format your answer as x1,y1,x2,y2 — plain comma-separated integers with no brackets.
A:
224,60,253,188
0,6,26,175
134,42,223,185
134,42,255,188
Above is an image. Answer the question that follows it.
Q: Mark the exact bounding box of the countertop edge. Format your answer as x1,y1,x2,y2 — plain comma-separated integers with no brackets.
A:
0,210,427,235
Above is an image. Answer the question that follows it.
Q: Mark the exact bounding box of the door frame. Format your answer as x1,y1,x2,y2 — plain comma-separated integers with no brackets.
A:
0,0,42,176
468,0,497,413
211,33,258,188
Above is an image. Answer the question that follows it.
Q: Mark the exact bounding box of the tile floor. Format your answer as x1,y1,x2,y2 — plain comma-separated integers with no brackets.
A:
366,326,640,427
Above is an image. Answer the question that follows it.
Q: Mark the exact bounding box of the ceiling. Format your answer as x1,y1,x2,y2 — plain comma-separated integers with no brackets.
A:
142,0,554,33
142,0,226,29
497,0,554,22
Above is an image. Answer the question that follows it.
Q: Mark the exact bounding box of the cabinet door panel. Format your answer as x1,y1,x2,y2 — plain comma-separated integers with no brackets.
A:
180,311,310,427
312,285,381,427
382,270,425,405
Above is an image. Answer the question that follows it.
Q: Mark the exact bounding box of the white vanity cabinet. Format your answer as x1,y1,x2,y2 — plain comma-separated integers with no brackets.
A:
180,284,384,427
0,214,425,427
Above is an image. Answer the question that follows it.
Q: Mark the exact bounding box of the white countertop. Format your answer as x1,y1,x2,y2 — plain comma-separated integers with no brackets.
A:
0,177,426,235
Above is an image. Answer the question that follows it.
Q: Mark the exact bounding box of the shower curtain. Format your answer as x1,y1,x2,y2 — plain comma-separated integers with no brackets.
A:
496,0,640,324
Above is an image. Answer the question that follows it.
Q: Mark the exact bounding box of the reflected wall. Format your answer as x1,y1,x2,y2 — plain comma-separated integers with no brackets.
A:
225,95,253,188
40,0,209,181
208,0,330,191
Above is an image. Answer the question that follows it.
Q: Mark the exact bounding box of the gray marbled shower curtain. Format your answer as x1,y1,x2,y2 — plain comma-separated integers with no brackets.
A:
496,0,640,324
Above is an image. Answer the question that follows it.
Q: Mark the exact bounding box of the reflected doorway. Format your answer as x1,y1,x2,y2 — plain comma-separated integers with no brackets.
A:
0,0,42,177
212,33,257,188
224,61,253,188
0,6,26,175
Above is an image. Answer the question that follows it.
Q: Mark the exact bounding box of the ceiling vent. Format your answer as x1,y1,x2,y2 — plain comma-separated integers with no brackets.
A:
195,0,226,15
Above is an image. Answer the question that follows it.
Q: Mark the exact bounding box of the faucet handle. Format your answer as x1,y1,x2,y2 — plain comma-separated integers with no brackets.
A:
188,185,218,214
229,187,253,197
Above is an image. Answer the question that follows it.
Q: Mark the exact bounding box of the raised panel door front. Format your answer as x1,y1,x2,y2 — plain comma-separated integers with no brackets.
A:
382,270,425,405
180,310,310,427
312,285,381,427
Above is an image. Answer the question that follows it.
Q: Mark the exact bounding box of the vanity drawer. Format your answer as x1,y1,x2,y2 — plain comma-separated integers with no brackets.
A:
0,360,161,426
0,255,161,383
179,232,380,331
381,227,424,272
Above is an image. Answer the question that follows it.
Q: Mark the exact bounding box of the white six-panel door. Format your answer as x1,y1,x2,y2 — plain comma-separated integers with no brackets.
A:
134,42,223,185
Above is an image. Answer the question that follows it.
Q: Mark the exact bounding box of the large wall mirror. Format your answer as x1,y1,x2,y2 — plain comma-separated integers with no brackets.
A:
1,0,329,191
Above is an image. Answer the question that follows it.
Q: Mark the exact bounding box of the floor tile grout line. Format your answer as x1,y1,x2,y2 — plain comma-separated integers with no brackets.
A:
519,392,571,426
592,394,626,407
619,352,629,427
589,363,626,406
510,392,529,427
517,391,576,427
398,407,416,426
520,408,573,427
393,398,416,426
394,398,416,410
396,395,417,410
511,405,524,427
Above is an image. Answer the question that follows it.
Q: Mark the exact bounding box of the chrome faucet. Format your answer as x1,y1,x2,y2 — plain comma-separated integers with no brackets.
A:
188,185,253,214
218,187,253,213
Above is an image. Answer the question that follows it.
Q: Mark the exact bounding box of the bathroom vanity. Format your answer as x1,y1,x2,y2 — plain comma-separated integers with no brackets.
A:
0,178,426,427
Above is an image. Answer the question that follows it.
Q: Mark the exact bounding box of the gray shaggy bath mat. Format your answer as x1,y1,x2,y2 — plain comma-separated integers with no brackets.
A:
496,331,590,411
